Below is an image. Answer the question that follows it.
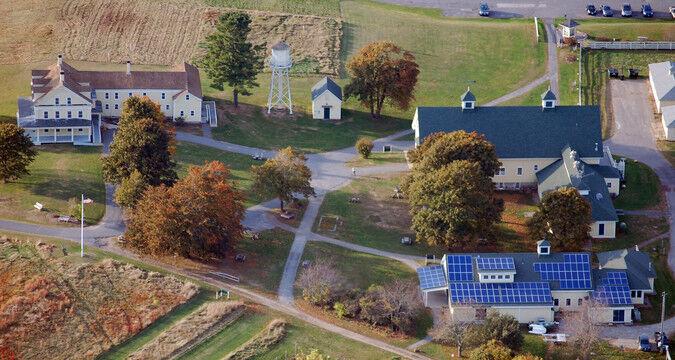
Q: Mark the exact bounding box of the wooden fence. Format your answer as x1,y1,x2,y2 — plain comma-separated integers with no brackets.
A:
585,41,675,50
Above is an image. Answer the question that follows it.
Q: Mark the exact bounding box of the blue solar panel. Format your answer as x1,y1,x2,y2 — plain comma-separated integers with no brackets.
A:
594,285,632,305
446,255,474,282
417,265,447,290
600,271,628,285
449,282,553,304
533,253,592,289
476,257,515,271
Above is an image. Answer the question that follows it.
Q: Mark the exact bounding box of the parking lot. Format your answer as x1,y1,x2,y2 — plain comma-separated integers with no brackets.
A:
377,0,674,18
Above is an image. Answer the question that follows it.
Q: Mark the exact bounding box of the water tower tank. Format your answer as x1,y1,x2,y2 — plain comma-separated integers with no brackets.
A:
270,42,292,68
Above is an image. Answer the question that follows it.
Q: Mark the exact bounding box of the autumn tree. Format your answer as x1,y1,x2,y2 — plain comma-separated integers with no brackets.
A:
407,160,503,249
252,147,315,212
355,138,374,159
296,260,346,307
114,170,148,208
527,187,592,251
561,299,602,360
358,280,424,334
197,12,264,107
103,97,177,186
472,313,523,350
345,41,419,119
429,318,476,358
125,161,245,258
0,123,36,183
468,340,512,360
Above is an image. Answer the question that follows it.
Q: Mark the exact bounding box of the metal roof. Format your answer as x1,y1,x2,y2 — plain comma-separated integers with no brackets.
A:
460,88,476,102
311,76,342,101
597,249,655,290
649,61,675,101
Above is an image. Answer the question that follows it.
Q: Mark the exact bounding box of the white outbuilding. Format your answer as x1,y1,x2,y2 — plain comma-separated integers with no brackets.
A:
311,77,342,120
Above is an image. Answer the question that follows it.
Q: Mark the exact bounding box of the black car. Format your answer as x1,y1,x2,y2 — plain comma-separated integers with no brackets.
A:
479,2,490,16
602,4,613,16
641,3,654,17
621,3,632,17
608,67,619,78
639,334,651,352
587,4,597,15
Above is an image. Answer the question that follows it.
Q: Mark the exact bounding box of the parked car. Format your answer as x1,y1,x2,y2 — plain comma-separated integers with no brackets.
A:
528,324,547,335
639,334,651,352
621,3,632,16
670,6,675,18
587,4,597,15
601,4,613,16
479,2,490,16
608,67,619,78
641,3,653,17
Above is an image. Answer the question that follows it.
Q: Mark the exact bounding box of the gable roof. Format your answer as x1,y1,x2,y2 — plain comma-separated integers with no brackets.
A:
311,77,342,101
414,105,604,159
662,105,675,129
649,61,675,101
561,19,579,28
461,88,476,102
597,249,655,290
541,89,557,101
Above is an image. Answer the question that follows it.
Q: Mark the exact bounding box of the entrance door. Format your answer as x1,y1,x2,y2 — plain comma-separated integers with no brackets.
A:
613,309,624,322
598,223,605,236
323,107,331,120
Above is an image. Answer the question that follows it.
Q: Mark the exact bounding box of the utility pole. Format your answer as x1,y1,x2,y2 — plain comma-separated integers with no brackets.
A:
661,291,667,336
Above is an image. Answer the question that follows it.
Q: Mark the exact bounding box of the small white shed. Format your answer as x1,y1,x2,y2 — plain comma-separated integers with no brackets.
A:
560,19,579,39
311,77,342,120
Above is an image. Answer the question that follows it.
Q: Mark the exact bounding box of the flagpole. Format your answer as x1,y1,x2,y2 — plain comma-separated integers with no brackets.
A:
81,193,84,257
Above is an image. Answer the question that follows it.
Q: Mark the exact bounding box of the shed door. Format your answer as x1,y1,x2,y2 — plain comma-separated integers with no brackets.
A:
323,107,331,119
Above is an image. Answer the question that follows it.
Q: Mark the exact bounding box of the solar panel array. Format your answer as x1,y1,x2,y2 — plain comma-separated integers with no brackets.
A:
476,257,515,271
533,253,592,289
446,255,473,282
449,282,553,304
594,271,631,305
417,265,447,290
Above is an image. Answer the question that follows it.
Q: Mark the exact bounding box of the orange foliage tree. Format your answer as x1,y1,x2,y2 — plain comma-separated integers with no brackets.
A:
125,161,245,258
345,41,419,119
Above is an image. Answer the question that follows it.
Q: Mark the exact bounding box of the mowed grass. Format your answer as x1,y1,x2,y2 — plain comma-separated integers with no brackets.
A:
203,0,341,17
613,158,662,210
175,141,266,207
642,242,674,323
500,81,551,106
0,144,105,224
593,215,670,252
657,140,675,168
346,151,407,168
300,242,416,291
574,19,675,41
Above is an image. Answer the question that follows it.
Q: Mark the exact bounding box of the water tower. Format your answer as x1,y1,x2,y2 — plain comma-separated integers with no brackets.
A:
267,42,293,114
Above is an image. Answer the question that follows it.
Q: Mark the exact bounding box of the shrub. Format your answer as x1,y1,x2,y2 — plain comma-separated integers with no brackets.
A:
468,339,512,360
358,280,424,334
333,302,347,318
355,138,374,159
173,117,185,126
296,260,345,307
67,197,82,220
480,312,523,350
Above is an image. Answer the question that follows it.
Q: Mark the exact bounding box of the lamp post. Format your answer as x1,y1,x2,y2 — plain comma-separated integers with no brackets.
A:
80,194,93,257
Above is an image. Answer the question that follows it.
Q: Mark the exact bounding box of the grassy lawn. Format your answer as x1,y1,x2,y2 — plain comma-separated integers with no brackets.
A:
558,47,581,106
175,141,266,207
500,81,551,106
346,151,407,168
313,173,446,257
574,19,675,41
593,215,670,252
0,144,105,225
640,240,674,324
300,241,416,291
492,192,539,253
657,140,675,168
546,340,661,360
203,0,341,17
613,158,662,210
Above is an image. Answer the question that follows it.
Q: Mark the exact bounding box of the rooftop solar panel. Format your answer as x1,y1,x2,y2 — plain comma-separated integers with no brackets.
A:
533,253,592,289
594,284,631,305
600,271,628,286
417,265,447,290
446,255,473,282
449,282,553,305
476,257,515,271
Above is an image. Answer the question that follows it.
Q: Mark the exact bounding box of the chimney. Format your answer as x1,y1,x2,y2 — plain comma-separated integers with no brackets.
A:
59,71,65,83
57,54,63,66
126,61,131,75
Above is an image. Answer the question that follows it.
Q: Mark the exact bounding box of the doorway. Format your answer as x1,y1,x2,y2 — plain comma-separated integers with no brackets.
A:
323,107,331,120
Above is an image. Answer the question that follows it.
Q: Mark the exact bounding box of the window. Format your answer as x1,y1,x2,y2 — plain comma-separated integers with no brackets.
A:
55,97,60,105
497,275,503,279
43,111,48,119
497,182,504,190
78,110,83,118
165,105,170,110
55,111,60,119
104,92,109,99
517,167,523,176
534,164,539,171
515,182,521,189
128,92,132,97
78,128,83,132
483,275,489,280
607,182,612,188
490,275,496,279
504,274,510,279
44,129,49,133
578,298,582,306
554,299,559,306
566,299,571,306
67,129,72,132
185,94,190,101
631,291,636,298
190,110,195,117
67,97,72,105
142,92,147,96
637,290,642,297
114,92,119,100
498,167,506,176
464,102,473,109
161,93,166,100
56,129,60,133
114,104,119,110
613,309,625,322
67,111,72,119
105,104,109,110
546,101,553,107
598,223,605,236
180,111,184,117
540,247,549,254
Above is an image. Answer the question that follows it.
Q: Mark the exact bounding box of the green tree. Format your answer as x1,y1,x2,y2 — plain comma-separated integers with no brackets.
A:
468,340,512,360
0,123,37,183
114,170,148,208
252,147,315,212
197,12,264,107
407,160,503,249
103,98,177,186
345,41,419,119
527,187,592,251
355,138,374,159
472,313,523,350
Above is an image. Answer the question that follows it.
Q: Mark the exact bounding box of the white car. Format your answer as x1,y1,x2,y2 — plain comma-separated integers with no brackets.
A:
528,324,547,335
671,6,675,18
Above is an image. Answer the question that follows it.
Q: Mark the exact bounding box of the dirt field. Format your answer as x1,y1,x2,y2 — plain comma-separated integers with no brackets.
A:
0,236,198,360
2,0,341,74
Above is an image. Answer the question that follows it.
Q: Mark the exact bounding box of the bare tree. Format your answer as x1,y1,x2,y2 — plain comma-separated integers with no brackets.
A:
296,259,345,307
429,317,475,358
561,299,602,360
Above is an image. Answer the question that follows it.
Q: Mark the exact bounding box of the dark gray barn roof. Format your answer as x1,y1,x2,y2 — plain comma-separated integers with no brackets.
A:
311,77,342,101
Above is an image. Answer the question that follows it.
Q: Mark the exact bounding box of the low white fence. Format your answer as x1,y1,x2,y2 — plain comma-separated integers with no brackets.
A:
585,41,675,50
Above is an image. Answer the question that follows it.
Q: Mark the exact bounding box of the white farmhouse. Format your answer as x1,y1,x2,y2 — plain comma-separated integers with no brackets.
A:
17,55,203,145
311,77,342,120
648,61,675,140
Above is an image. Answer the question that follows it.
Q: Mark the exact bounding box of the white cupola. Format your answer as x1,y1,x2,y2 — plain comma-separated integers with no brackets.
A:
461,87,476,110
541,87,557,109
536,239,551,256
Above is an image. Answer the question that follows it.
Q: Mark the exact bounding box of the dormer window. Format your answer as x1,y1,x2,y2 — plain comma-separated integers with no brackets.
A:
545,101,553,107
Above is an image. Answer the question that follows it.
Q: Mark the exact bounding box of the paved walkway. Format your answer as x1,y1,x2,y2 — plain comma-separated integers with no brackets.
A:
484,18,558,106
